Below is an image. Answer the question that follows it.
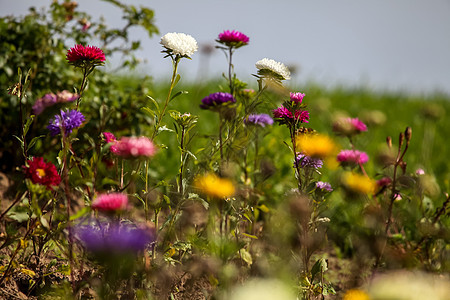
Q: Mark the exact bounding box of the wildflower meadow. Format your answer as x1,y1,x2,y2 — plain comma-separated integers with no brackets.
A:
0,2,449,300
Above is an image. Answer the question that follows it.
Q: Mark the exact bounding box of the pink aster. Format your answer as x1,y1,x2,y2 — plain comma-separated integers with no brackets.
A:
273,106,310,123
92,193,128,212
290,92,305,104
294,110,310,123
114,136,157,158
273,106,292,119
218,30,249,47
348,118,367,132
66,44,105,67
333,117,367,136
103,132,119,154
337,149,369,165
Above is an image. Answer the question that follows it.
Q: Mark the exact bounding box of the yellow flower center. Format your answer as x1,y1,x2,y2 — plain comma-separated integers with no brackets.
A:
194,173,235,199
36,168,46,178
296,134,339,159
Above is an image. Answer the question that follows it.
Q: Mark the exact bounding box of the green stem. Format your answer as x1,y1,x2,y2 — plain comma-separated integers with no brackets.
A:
152,56,180,140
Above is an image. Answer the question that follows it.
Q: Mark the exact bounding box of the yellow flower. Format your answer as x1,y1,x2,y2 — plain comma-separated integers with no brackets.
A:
343,289,370,300
194,173,235,199
296,134,339,159
342,172,376,195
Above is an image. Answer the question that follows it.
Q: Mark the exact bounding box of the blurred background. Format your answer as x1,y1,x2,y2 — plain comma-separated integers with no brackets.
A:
2,0,450,94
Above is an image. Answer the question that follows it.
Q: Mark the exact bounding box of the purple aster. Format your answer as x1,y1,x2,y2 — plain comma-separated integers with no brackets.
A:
75,222,154,254
290,92,305,104
47,109,85,136
316,181,333,192
245,114,274,127
200,92,236,109
294,153,323,169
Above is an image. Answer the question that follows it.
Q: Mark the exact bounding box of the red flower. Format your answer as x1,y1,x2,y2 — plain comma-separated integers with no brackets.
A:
66,44,105,67
23,157,61,190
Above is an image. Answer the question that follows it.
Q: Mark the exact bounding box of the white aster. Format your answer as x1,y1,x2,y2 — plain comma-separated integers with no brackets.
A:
255,58,291,80
160,32,198,57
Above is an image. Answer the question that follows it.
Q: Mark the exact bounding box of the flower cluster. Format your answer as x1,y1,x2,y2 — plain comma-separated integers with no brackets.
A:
32,90,79,115
255,58,291,80
23,157,61,190
273,106,310,123
333,117,368,136
47,109,85,136
76,222,153,254
244,113,274,127
160,32,198,57
194,173,235,199
114,136,157,158
337,149,369,165
66,44,105,68
217,30,249,48
200,92,236,110
92,193,128,212
294,153,323,169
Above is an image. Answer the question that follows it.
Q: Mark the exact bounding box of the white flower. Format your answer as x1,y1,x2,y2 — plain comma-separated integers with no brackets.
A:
255,58,291,80
160,32,198,57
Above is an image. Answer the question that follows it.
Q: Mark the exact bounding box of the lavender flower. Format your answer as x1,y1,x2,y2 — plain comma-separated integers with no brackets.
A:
47,109,85,136
32,90,79,115
316,181,333,192
76,222,154,254
245,114,274,127
200,92,236,109
294,153,323,169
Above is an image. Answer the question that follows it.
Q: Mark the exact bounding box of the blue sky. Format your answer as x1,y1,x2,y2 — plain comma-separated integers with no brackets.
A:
3,0,450,94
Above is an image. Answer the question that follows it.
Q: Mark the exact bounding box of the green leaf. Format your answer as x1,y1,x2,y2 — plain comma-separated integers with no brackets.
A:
28,135,45,151
241,233,258,240
23,115,35,137
173,74,181,86
239,248,253,266
169,90,188,102
311,258,328,282
146,95,159,111
70,207,90,221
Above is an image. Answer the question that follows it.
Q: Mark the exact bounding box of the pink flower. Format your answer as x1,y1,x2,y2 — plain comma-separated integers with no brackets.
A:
333,117,367,136
217,30,249,47
92,193,128,212
273,106,310,123
377,177,392,188
415,168,425,175
290,92,305,103
337,149,369,165
103,132,119,154
66,44,105,67
115,136,157,158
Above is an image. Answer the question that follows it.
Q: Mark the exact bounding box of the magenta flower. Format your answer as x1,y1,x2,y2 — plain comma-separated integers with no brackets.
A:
333,117,367,136
103,132,119,154
377,177,392,188
66,44,105,68
217,30,249,48
337,149,369,165
114,136,157,158
200,92,236,110
47,109,85,136
273,106,310,123
290,92,305,104
92,193,128,212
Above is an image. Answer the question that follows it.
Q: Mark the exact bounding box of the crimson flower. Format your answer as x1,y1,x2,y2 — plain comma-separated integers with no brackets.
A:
66,44,105,68
217,30,249,48
23,157,61,190
92,193,128,212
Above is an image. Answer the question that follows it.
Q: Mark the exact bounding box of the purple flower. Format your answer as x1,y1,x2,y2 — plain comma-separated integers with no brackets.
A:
47,109,85,136
76,222,154,254
295,153,323,169
316,181,333,192
33,91,79,115
245,114,274,127
200,92,236,109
